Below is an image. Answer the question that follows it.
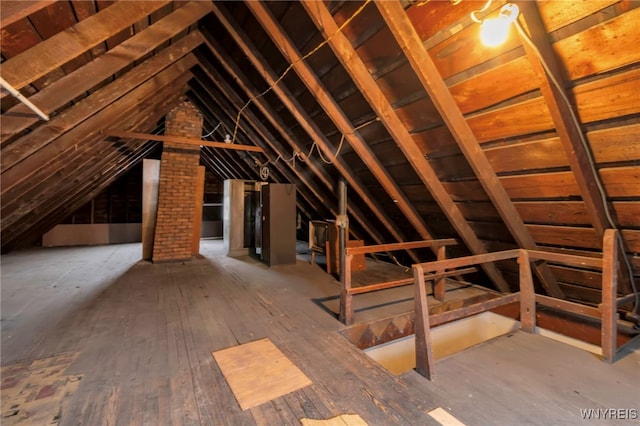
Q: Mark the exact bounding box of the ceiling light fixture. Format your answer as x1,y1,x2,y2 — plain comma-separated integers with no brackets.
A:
470,1,520,47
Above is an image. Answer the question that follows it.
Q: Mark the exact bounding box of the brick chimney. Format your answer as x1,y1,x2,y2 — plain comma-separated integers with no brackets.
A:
152,101,202,262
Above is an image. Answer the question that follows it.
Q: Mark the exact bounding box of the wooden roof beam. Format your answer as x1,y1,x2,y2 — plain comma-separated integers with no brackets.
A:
191,60,370,228
101,130,264,153
1,1,56,28
515,2,633,294
1,31,202,182
1,62,195,231
0,1,170,91
1,1,212,142
193,96,319,220
189,70,338,220
300,0,509,291
200,36,336,194
208,3,420,262
1,84,187,248
248,1,450,264
376,1,563,298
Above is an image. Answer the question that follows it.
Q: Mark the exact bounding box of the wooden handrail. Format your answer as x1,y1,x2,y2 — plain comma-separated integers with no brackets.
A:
412,229,630,380
526,250,603,268
416,249,521,274
339,239,463,325
413,229,634,380
347,267,478,296
345,238,457,256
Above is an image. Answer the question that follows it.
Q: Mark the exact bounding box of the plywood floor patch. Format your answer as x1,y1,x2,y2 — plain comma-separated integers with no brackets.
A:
301,413,368,425
428,407,467,426
212,337,312,410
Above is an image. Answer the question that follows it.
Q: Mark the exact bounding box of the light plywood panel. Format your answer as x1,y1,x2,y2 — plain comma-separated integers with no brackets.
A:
212,338,312,410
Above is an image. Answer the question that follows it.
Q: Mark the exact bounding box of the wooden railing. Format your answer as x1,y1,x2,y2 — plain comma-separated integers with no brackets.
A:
412,229,636,380
339,239,462,325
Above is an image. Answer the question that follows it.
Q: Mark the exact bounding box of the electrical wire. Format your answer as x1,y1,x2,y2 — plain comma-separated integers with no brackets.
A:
470,0,494,23
230,0,373,144
515,20,638,318
202,122,222,139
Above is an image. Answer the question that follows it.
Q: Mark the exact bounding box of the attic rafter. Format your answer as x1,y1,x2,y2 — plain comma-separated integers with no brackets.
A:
190,68,339,219
1,79,188,250
200,36,336,193
209,2,421,263
517,2,614,238
1,1,212,142
102,130,264,153
191,89,329,221
299,0,509,292
190,75,341,227
190,61,376,244
248,1,449,262
193,93,320,222
515,2,633,294
0,1,55,28
1,61,195,234
376,0,564,298
0,1,170,92
196,39,376,238
1,32,203,177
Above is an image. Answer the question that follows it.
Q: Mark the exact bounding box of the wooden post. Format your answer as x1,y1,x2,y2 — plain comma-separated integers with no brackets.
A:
433,245,447,301
602,229,619,363
339,254,354,325
518,250,536,333
192,166,205,255
413,264,435,380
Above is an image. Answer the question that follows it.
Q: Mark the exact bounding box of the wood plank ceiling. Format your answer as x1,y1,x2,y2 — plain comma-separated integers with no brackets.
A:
1,0,638,315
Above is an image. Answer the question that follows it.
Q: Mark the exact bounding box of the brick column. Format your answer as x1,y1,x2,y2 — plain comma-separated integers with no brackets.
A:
152,101,202,262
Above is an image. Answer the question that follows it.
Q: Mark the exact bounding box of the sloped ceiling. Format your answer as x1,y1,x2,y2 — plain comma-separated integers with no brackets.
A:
1,1,638,312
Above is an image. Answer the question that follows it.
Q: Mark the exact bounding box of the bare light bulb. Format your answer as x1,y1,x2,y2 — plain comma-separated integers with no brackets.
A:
480,3,519,47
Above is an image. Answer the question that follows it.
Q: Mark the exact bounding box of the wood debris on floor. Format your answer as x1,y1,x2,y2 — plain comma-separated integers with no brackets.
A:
1,352,82,425
301,413,368,425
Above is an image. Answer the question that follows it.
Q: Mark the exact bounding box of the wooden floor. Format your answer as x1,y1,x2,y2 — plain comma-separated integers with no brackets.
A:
1,241,638,425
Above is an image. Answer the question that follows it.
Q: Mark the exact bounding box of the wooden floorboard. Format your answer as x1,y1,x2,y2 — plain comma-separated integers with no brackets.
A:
2,241,638,425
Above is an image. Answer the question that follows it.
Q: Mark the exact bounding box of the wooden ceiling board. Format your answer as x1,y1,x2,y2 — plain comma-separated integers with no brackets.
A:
514,201,591,226
612,202,640,227
600,166,640,198
1,4,211,141
553,7,640,81
500,171,581,200
588,124,640,164
427,12,521,80
407,0,481,42
1,1,170,90
574,68,640,124
375,61,427,107
0,1,55,28
411,125,458,156
427,154,476,181
449,56,537,115
393,97,441,132
0,18,42,59
355,25,404,76
331,1,382,49
484,138,570,174
538,0,620,33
